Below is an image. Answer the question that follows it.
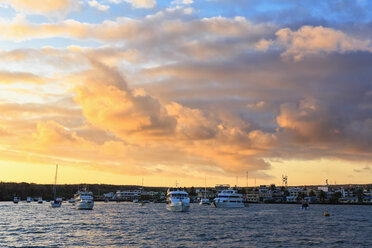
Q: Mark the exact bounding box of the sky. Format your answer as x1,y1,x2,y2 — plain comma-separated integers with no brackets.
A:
0,0,372,187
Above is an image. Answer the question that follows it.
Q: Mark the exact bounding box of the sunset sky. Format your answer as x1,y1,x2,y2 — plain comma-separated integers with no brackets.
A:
0,0,371,187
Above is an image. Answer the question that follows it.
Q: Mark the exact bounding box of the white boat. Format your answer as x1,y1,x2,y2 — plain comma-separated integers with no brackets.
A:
51,164,62,208
37,197,43,204
200,177,211,205
200,198,211,205
26,197,32,203
213,188,244,208
166,190,190,212
74,190,94,210
13,196,20,204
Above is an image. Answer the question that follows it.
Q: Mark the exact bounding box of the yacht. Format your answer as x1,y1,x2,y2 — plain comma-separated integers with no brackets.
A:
13,196,20,204
213,188,244,208
200,198,211,205
200,177,210,205
166,189,190,212
74,190,94,210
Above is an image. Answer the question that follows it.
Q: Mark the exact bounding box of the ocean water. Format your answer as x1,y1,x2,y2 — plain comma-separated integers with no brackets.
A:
0,202,371,247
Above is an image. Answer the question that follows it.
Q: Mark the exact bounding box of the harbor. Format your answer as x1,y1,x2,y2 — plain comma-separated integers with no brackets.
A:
3,182,372,205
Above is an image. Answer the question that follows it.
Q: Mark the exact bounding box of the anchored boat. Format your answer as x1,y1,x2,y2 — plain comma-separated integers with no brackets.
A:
213,188,244,208
166,189,190,212
74,190,94,210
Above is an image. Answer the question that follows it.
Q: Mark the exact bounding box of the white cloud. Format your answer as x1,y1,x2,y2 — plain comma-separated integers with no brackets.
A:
109,0,156,9
88,0,109,11
0,0,81,18
171,0,193,5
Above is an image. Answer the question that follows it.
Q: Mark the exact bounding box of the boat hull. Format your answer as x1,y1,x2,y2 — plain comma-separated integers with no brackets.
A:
76,201,94,210
200,198,211,205
213,201,244,208
166,202,190,212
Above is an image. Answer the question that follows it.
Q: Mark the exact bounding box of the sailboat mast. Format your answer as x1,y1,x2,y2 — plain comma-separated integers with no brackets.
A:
53,164,58,200
204,176,206,198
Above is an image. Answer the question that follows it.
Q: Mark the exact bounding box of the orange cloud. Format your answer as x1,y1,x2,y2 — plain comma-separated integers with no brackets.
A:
73,62,177,139
0,70,47,84
0,0,81,18
276,26,372,61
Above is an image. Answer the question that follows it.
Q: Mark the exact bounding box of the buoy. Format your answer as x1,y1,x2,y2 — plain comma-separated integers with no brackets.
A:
324,211,330,216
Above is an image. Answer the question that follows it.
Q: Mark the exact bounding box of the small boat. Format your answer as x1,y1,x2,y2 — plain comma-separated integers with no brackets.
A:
26,197,32,203
13,196,20,204
200,198,211,205
38,197,43,204
166,189,190,212
200,177,211,205
301,199,309,210
74,190,94,210
68,198,76,204
213,188,244,208
51,164,62,208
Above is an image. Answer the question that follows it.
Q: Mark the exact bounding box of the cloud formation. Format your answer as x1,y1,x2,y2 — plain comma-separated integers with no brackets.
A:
0,0,81,18
276,26,372,61
109,0,156,9
0,1,372,185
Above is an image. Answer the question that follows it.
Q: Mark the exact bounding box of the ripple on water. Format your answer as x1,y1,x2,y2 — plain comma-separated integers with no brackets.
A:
1,202,372,247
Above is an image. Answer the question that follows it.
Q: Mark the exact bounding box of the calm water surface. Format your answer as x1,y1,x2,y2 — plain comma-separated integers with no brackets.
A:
0,202,371,247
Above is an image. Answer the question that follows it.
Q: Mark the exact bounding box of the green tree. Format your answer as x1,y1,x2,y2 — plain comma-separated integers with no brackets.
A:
319,190,327,202
330,192,342,203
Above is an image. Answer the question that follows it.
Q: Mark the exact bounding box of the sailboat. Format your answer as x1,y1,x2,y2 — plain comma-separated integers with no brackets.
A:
51,164,62,208
200,177,210,205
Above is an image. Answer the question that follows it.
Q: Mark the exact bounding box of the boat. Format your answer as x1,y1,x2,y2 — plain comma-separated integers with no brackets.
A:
166,189,190,212
37,197,43,204
213,188,244,208
13,196,20,204
51,164,62,208
200,198,211,205
200,177,211,205
26,197,32,203
301,199,309,210
68,198,76,204
74,189,94,210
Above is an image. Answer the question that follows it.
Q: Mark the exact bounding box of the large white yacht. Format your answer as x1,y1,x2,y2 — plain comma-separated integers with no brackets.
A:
166,190,190,212
74,190,94,210
213,188,244,208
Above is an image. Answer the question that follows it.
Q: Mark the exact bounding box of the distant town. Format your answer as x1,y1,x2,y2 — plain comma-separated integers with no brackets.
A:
1,181,372,204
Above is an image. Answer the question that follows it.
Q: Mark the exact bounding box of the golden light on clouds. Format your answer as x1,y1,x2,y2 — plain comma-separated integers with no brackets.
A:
0,1,371,187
